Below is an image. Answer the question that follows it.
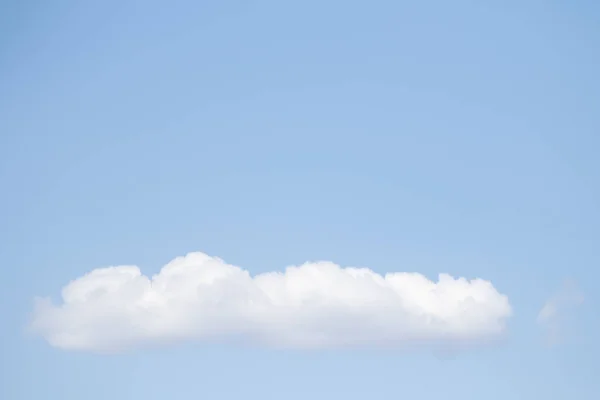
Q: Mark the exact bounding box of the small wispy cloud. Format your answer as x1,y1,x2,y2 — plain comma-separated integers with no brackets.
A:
537,279,583,346
29,251,512,354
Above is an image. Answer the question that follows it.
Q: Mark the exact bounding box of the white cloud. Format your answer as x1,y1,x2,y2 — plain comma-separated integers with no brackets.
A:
537,279,583,346
30,252,512,353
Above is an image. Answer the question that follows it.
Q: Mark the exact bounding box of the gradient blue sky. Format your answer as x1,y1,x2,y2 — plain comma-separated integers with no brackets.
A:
1,1,599,399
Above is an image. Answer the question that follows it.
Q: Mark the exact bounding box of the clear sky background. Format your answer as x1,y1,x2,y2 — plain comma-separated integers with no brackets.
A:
1,0,599,399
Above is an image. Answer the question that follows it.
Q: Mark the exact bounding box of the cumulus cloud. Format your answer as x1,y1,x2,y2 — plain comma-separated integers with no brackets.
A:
30,252,512,353
537,279,583,346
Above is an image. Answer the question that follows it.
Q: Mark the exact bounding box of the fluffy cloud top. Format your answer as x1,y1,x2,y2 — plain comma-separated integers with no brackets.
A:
30,252,512,353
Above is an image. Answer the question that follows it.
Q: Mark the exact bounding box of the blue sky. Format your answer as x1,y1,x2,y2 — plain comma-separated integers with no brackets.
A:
1,0,599,398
